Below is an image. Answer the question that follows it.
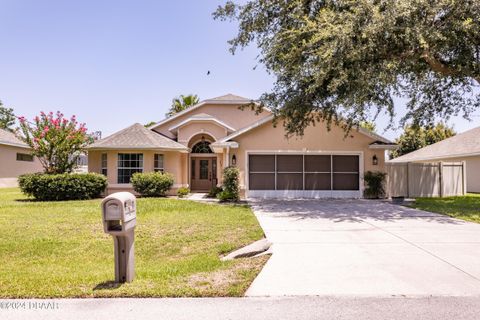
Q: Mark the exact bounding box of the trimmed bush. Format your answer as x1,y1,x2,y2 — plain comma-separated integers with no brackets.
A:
207,186,222,198
18,173,107,201
364,171,387,199
177,187,190,198
218,166,240,202
131,172,174,197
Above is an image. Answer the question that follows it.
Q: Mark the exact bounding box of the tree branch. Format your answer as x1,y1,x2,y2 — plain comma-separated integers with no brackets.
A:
421,50,480,84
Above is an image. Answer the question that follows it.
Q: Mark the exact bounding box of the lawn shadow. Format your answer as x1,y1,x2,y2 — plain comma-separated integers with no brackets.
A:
93,281,123,291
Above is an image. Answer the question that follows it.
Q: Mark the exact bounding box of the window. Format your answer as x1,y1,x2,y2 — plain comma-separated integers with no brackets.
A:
101,153,107,176
154,154,164,172
117,153,143,184
199,160,209,179
16,153,34,162
191,141,212,153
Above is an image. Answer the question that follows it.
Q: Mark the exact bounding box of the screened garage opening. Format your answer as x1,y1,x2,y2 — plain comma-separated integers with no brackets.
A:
248,154,361,198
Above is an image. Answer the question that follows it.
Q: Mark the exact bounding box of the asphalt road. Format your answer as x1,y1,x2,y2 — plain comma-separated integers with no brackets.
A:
2,297,480,320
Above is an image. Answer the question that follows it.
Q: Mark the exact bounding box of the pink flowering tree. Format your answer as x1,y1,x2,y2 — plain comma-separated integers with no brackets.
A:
19,111,92,174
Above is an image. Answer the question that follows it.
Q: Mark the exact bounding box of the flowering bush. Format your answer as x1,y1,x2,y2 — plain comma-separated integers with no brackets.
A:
19,111,92,174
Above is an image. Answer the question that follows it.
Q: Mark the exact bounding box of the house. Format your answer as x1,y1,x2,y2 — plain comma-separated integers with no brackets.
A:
388,126,480,193
0,128,43,187
87,94,396,198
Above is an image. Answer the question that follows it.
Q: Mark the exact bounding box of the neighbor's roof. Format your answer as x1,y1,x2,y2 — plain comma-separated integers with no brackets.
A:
148,93,255,130
0,128,30,149
389,126,480,162
87,123,188,151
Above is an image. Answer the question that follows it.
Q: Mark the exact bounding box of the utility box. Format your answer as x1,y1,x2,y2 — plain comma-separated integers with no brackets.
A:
101,192,136,283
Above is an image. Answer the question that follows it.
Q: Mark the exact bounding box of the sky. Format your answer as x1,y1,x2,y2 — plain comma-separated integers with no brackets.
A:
1,0,479,140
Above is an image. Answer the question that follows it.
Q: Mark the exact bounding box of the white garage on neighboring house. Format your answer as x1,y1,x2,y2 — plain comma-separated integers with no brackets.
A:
0,128,42,187
388,126,480,193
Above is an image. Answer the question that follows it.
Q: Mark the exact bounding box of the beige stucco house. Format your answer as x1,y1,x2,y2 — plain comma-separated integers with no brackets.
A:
0,128,42,187
87,94,396,198
389,126,480,193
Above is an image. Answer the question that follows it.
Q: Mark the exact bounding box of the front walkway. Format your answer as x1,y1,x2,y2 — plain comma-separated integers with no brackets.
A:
246,199,480,296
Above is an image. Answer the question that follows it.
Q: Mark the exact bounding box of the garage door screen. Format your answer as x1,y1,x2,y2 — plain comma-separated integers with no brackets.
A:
249,154,359,191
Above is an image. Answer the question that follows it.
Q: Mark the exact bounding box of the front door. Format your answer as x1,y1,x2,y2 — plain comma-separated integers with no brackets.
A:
191,157,216,191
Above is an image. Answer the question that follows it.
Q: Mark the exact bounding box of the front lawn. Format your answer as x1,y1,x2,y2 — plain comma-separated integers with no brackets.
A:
0,188,267,298
413,194,480,224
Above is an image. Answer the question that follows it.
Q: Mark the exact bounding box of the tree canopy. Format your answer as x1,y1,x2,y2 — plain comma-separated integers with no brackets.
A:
389,123,455,159
166,94,200,117
214,0,480,136
0,101,16,131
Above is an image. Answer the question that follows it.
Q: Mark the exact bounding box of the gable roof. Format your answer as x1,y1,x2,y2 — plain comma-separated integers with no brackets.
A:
208,94,250,101
168,113,236,132
215,114,394,145
87,123,188,151
0,128,30,149
389,126,480,162
148,94,255,131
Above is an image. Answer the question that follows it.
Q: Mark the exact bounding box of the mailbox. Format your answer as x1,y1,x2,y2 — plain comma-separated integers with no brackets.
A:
101,192,136,283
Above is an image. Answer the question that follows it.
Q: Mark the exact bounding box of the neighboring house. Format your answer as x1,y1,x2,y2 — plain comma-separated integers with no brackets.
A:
0,128,42,187
87,94,396,198
388,126,480,193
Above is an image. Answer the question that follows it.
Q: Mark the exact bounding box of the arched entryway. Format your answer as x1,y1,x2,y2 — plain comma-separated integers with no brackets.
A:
189,134,218,191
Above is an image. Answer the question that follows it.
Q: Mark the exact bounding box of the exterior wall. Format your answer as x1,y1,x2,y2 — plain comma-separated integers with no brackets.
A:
177,122,228,145
152,103,271,139
412,156,480,193
0,145,43,187
229,120,385,195
88,149,188,195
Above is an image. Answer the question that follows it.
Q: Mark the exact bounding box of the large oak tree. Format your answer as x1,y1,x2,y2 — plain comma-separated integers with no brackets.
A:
214,0,480,135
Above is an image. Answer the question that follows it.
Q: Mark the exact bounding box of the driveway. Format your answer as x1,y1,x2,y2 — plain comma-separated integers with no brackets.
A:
246,199,480,296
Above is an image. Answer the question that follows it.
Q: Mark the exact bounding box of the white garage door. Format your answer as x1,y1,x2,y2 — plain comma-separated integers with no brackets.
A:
247,154,361,198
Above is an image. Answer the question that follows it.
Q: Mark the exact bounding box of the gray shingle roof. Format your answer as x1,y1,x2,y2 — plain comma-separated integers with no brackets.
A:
88,123,188,151
389,126,480,162
0,128,29,148
207,94,251,101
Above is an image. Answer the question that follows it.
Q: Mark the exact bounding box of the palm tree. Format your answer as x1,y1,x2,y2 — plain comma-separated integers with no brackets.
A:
166,94,200,117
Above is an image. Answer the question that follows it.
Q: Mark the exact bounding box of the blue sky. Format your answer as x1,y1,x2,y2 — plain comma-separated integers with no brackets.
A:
1,0,478,139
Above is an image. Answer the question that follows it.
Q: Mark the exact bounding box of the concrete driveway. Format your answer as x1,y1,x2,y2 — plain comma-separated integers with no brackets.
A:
246,199,480,296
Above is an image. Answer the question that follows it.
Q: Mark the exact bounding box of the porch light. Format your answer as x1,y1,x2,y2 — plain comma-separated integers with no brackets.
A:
372,154,378,166
231,154,237,166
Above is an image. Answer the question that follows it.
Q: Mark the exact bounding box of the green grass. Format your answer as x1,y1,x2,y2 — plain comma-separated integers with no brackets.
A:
413,194,480,224
0,188,267,298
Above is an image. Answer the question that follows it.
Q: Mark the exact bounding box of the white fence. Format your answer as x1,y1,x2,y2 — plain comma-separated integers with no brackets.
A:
386,162,466,198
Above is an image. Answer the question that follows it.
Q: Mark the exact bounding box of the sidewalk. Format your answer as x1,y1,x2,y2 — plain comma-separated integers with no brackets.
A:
2,297,480,320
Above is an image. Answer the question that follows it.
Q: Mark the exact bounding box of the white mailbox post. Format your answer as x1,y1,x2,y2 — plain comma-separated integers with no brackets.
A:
101,192,136,283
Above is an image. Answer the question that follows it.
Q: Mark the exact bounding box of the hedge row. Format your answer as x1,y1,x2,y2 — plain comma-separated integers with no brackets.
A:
18,173,107,201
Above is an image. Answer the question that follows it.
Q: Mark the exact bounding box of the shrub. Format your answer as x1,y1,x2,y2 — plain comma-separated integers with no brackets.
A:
364,171,387,199
177,187,190,198
130,172,174,197
218,166,240,202
18,173,107,201
207,186,222,198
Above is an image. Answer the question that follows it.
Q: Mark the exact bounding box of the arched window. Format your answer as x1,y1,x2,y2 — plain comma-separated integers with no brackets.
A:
191,141,212,153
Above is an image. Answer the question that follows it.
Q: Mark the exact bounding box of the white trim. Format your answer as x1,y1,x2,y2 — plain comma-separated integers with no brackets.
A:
168,117,236,132
0,141,31,149
218,115,393,145
185,131,217,146
218,115,274,142
388,152,480,163
88,146,189,153
244,150,364,199
148,98,257,131
369,144,397,150
247,190,361,199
